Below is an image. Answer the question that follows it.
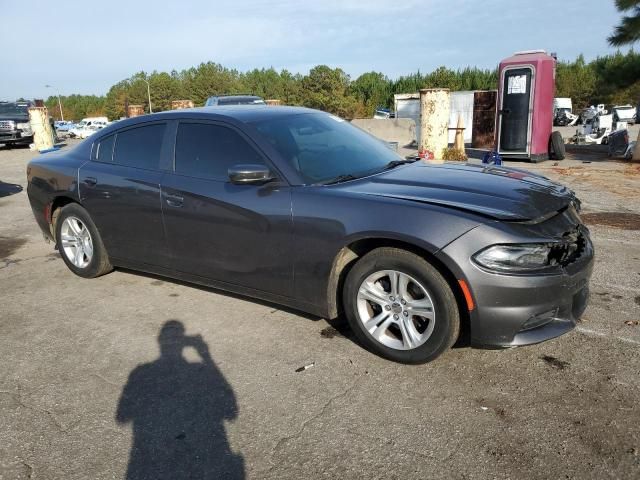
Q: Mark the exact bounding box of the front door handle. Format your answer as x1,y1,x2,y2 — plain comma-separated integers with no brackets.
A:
165,194,184,207
83,176,97,187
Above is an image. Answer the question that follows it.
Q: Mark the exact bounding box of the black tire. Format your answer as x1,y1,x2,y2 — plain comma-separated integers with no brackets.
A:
55,203,113,278
343,248,460,364
549,131,566,160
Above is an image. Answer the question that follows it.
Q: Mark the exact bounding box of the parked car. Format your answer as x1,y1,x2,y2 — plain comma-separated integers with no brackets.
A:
0,100,35,147
374,108,395,119
68,117,108,139
204,95,265,106
26,106,594,363
611,104,636,124
54,121,76,132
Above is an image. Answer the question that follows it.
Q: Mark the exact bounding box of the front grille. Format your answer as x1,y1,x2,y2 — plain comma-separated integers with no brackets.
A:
0,120,15,131
548,228,586,267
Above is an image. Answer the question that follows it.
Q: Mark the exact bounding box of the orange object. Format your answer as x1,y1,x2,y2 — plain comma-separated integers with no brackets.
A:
458,279,475,311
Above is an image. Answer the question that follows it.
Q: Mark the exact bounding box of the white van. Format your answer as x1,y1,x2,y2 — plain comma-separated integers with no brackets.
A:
553,98,572,116
553,98,579,126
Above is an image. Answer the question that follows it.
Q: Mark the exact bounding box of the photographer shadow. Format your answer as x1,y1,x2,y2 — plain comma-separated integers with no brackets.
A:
116,320,244,479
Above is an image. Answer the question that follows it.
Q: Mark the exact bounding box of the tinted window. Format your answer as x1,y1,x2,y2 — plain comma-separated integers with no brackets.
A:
113,123,166,170
94,134,115,163
252,112,401,184
175,123,264,181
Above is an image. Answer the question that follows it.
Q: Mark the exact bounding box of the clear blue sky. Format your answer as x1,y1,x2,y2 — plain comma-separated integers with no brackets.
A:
0,0,629,100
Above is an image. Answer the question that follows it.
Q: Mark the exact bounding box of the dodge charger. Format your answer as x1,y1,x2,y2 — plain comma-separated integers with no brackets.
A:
26,106,594,363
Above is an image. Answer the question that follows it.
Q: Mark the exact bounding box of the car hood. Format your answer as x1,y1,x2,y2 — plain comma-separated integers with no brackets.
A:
342,162,575,221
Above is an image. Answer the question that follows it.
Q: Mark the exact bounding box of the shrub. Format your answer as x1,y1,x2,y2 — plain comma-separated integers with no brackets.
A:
442,148,468,161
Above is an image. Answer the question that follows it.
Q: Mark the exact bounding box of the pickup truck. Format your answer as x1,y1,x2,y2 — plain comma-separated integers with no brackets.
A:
0,101,34,147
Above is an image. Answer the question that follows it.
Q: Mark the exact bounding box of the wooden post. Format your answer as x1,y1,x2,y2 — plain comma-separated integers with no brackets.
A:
454,114,465,151
419,88,450,160
28,107,54,151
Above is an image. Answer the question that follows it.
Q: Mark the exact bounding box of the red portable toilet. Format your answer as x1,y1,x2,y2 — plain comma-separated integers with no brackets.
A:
496,50,560,162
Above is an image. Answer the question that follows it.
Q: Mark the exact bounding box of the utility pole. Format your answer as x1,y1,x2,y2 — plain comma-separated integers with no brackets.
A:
45,84,64,121
142,78,153,113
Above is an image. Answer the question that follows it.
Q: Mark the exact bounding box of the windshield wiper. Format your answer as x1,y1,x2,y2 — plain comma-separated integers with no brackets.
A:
319,158,419,185
382,158,419,170
320,174,359,185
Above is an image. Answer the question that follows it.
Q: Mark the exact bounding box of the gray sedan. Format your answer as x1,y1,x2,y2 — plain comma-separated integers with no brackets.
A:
26,106,593,363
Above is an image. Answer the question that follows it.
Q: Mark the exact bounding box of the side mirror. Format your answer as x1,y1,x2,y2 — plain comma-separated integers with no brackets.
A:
228,164,274,185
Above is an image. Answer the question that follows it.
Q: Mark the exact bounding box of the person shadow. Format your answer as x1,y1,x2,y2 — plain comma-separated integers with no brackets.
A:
116,320,244,479
0,180,22,198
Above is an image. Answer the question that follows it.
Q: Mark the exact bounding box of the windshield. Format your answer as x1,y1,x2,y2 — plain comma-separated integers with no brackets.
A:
0,103,29,116
252,112,402,184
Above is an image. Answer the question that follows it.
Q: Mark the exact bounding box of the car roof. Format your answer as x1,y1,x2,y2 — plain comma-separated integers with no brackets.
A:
101,105,318,132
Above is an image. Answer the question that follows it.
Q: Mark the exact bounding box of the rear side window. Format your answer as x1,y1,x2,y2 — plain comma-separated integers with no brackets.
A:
113,123,166,170
175,123,264,181
93,134,115,163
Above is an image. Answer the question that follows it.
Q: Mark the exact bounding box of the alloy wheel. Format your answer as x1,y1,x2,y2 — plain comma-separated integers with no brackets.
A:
356,270,436,350
60,216,94,269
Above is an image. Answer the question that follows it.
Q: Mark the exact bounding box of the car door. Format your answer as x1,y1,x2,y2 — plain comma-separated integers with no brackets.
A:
79,121,172,266
161,120,293,297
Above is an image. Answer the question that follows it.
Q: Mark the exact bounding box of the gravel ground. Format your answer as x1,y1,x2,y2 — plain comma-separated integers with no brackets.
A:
1,140,639,480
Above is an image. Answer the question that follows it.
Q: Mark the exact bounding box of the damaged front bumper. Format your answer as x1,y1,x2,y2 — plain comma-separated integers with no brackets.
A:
437,208,594,348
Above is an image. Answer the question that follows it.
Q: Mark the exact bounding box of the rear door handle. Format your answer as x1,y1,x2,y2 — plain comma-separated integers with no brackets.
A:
83,176,97,187
165,194,184,207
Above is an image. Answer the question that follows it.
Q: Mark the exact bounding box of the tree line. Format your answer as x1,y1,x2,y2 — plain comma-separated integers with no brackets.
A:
44,51,640,121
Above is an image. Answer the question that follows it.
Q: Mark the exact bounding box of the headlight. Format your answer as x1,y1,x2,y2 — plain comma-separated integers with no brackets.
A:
473,244,554,273
17,122,33,135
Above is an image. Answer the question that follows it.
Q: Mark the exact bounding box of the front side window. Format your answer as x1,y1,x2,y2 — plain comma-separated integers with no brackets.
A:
174,123,264,181
113,123,166,170
252,112,402,184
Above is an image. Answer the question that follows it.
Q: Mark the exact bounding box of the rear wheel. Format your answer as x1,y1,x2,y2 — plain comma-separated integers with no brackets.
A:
343,248,460,364
55,203,113,278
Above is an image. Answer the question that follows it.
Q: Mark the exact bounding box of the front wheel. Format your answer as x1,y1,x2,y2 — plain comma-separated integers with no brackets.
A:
55,203,113,278
343,248,460,364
